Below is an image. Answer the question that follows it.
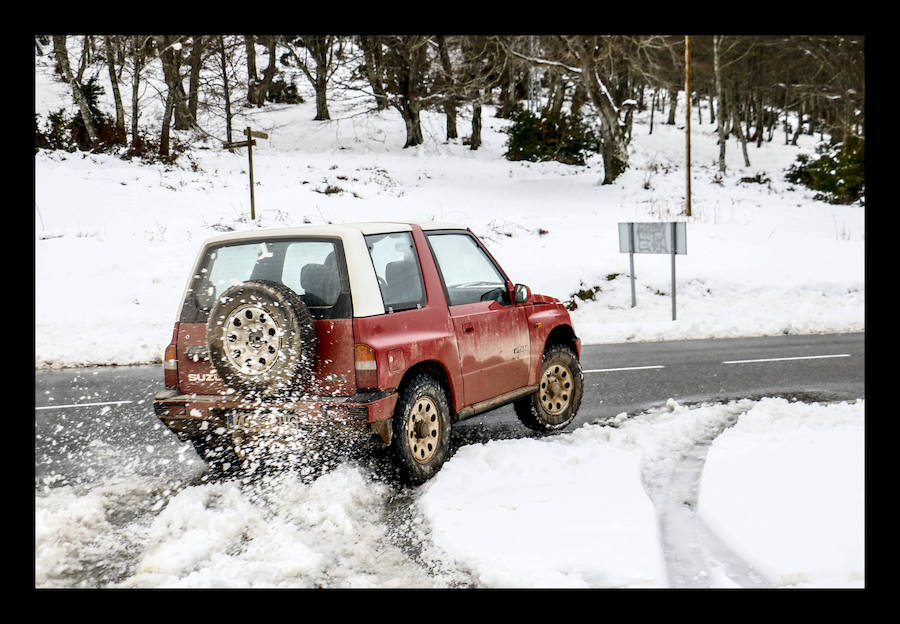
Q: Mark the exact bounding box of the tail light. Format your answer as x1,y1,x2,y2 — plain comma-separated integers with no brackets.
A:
354,344,378,389
164,324,179,388
164,343,178,388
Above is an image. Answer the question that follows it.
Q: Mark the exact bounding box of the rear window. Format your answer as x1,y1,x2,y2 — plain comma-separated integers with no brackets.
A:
179,238,351,321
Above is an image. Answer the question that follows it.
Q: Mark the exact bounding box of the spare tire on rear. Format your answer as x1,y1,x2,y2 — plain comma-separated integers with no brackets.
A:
206,280,317,398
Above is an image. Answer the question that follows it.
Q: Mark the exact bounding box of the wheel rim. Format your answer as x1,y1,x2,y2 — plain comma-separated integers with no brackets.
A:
221,303,282,376
407,396,441,464
539,362,573,416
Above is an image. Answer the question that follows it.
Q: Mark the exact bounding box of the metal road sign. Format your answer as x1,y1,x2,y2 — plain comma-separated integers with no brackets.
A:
618,222,687,320
618,222,686,255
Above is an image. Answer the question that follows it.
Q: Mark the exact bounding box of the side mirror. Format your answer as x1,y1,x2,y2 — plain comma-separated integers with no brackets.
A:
514,283,531,304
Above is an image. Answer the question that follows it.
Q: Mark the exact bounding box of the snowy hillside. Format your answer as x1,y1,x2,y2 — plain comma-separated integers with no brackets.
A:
34,47,864,369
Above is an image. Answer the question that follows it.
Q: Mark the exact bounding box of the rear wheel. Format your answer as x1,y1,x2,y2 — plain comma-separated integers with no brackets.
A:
514,346,583,432
190,433,241,476
391,374,452,485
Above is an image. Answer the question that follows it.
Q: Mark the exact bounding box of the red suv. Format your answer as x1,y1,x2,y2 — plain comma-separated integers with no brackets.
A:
154,222,583,483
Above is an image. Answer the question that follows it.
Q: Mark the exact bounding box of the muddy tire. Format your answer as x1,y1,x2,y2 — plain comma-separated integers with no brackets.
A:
207,280,317,398
514,346,583,432
391,374,452,485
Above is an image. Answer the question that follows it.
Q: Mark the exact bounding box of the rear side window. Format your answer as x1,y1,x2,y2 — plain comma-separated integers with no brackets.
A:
180,238,351,321
365,232,426,313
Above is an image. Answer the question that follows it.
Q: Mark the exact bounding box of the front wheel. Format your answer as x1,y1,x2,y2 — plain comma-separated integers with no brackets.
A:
514,346,583,432
391,374,452,485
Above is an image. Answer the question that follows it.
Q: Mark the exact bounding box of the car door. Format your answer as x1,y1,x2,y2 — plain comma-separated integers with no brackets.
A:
426,231,530,407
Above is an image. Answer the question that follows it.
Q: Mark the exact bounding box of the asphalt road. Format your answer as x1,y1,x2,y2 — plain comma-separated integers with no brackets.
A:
35,332,864,480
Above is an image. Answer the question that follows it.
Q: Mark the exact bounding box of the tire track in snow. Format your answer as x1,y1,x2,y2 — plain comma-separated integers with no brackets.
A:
655,423,772,588
632,403,773,588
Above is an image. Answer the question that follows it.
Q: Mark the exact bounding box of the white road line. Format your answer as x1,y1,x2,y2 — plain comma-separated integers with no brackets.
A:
583,365,665,373
35,400,133,411
722,354,851,365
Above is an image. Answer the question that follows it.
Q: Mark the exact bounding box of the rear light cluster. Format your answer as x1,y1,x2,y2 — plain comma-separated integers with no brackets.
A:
164,324,179,388
164,343,178,388
354,344,377,389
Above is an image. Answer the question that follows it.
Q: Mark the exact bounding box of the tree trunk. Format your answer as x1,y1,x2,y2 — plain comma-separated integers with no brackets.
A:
791,100,804,146
470,90,482,150
570,82,586,118
52,35,97,146
579,41,628,184
731,96,751,167
754,92,765,147
713,35,727,173
360,36,388,110
400,103,424,147
130,35,145,151
247,36,278,107
386,36,428,148
437,35,458,140
310,36,332,120
245,34,258,86
219,36,233,145
666,87,677,125
103,35,126,144
157,36,192,131
160,84,175,157
544,72,567,119
497,57,517,118
187,36,205,125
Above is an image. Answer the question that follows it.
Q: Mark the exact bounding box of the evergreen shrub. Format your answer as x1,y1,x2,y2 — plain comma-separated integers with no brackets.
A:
504,110,598,166
785,138,865,205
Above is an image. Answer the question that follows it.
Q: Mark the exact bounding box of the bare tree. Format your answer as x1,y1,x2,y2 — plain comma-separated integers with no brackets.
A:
52,35,97,146
358,35,389,110
284,35,339,120
103,35,127,144
380,36,431,148
187,36,208,125
128,35,148,151
436,35,458,140
246,35,279,107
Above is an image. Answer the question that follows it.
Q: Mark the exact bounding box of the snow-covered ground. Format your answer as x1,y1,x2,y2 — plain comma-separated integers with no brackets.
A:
33,42,864,588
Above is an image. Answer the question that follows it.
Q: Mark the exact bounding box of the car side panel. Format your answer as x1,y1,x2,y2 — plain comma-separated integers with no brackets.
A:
449,300,530,406
522,305,578,385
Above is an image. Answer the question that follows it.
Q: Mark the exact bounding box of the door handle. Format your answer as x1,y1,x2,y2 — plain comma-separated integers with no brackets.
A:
463,323,475,334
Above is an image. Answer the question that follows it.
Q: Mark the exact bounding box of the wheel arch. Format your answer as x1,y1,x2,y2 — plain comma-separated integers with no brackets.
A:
544,323,579,356
395,359,457,412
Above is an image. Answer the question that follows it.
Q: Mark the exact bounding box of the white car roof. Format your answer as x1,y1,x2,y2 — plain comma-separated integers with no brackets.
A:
201,221,467,245
191,221,468,318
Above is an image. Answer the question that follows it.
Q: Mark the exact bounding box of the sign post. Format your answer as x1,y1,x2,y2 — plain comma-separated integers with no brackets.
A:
223,126,269,220
618,222,687,320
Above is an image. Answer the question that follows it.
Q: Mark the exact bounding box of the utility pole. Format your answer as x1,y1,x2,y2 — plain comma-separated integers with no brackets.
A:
684,35,692,217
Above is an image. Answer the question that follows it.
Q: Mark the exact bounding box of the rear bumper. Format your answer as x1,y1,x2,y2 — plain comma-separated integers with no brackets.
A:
153,388,398,444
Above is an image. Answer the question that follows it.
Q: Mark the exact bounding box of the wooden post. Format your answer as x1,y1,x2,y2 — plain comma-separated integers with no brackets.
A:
684,35,692,217
222,126,268,221
246,127,256,220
